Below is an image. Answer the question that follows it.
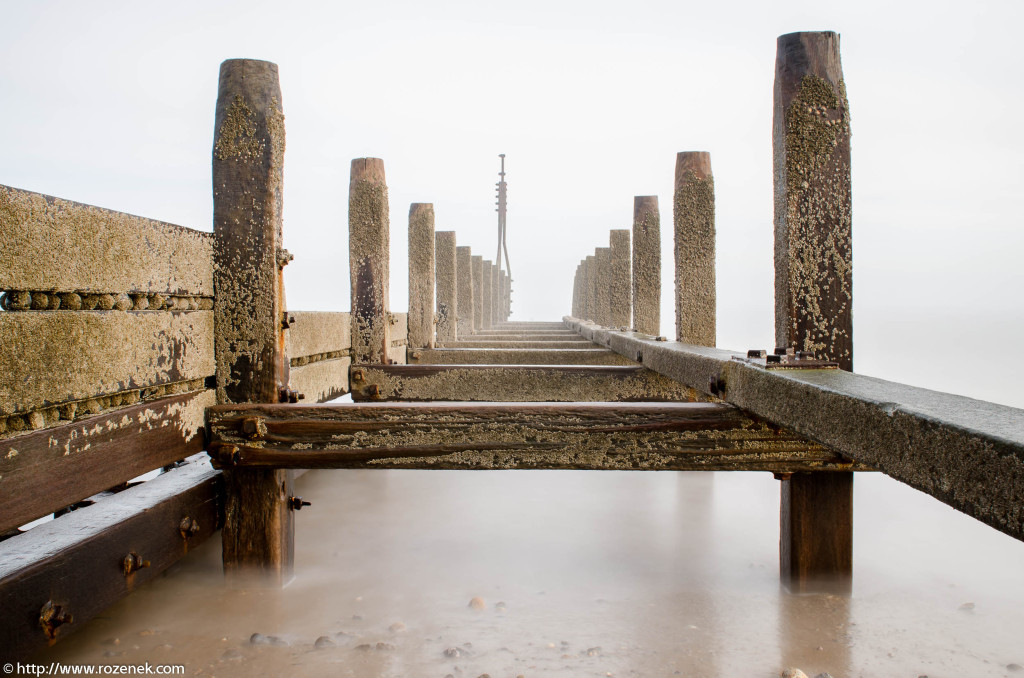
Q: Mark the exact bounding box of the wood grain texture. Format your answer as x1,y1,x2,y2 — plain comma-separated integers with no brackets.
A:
0,459,221,659
0,390,212,533
287,311,351,359
781,471,853,591
290,357,351,404
207,402,861,472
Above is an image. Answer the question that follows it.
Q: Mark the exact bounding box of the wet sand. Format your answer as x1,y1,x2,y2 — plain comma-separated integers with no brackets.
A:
37,469,1024,677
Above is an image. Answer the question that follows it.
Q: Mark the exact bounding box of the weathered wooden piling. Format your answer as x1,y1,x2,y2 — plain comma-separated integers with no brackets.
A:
585,255,597,323
482,260,493,330
435,231,457,345
609,230,631,329
408,203,435,349
632,196,661,335
500,270,510,320
571,264,581,318
595,247,612,327
212,58,293,583
491,264,501,326
674,152,716,347
472,255,484,332
350,158,391,364
773,31,853,589
456,246,474,336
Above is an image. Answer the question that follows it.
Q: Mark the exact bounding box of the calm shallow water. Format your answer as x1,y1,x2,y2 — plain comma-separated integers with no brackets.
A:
38,469,1024,677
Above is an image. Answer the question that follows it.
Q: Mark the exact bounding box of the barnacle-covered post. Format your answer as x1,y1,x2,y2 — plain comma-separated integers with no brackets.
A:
407,203,435,349
595,247,612,327
585,254,597,323
212,58,294,584
472,255,484,332
571,263,581,319
490,264,501,327
456,246,474,336
350,158,391,364
435,231,457,345
632,196,660,335
482,260,494,330
674,152,716,346
609,230,631,329
774,31,853,590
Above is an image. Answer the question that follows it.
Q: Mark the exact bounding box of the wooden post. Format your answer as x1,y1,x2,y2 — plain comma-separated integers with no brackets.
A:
482,260,493,330
572,264,580,318
500,270,510,321
491,264,501,327
350,158,391,364
674,152,716,347
472,255,483,332
212,58,293,584
435,231,457,345
585,254,597,323
595,247,611,327
774,31,853,590
408,203,434,349
609,230,631,329
456,246,474,336
632,196,661,335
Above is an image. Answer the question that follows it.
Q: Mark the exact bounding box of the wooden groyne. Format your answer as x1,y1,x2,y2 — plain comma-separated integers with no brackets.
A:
2,30,1023,662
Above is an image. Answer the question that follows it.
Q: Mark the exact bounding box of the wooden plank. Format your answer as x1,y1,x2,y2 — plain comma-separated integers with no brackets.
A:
207,402,864,472
407,203,435,349
0,390,213,533
349,364,708,402
287,311,350,359
0,459,221,659
435,231,457,344
213,58,293,584
0,311,213,417
290,358,351,404
409,347,636,366
674,151,716,347
564,317,1024,544
0,184,213,296
439,340,595,349
471,331,580,339
632,196,661,335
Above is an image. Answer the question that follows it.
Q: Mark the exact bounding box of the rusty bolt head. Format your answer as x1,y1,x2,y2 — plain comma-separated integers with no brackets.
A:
796,351,813,360
774,347,795,357
747,349,767,359
123,552,150,576
179,517,200,539
40,600,73,638
411,351,422,360
288,496,312,511
766,354,782,364
656,336,667,342
368,384,381,398
351,369,364,382
241,416,265,439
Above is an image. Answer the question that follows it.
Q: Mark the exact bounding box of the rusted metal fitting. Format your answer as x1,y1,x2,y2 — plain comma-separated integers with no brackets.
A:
281,314,296,330
367,384,381,398
240,416,267,440
747,349,767,359
410,350,422,360
707,378,725,397
123,552,151,576
179,517,200,540
766,354,782,364
655,336,667,342
773,472,793,481
351,369,364,382
796,351,813,360
288,496,312,511
774,347,796,357
278,388,304,403
39,600,73,639
276,247,294,268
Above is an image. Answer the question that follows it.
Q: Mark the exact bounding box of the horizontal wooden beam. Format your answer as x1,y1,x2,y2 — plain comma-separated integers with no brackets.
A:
0,458,221,659
439,340,595,349
206,402,867,472
0,390,213,533
287,311,350,359
349,364,707,402
467,332,584,340
0,310,214,416
289,358,351,404
409,348,635,366
1,185,213,295
564,316,1024,543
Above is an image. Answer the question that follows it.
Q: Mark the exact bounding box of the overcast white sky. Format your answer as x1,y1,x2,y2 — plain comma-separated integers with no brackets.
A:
2,0,1022,408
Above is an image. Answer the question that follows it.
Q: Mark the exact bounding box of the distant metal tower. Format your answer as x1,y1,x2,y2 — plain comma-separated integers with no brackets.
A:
494,154,511,277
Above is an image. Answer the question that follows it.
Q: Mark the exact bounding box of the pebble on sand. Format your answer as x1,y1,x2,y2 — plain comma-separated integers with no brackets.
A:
444,647,461,658
1008,664,1023,672
469,596,486,610
314,635,336,649
781,669,808,678
389,621,407,632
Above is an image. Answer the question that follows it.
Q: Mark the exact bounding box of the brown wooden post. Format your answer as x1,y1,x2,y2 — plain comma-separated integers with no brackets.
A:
472,255,483,332
435,231,457,344
482,260,493,330
350,158,391,364
609,230,631,329
632,196,661,335
490,264,501,326
774,31,853,590
585,254,597,323
595,247,611,327
213,58,293,584
456,246,474,336
408,203,434,349
674,152,716,347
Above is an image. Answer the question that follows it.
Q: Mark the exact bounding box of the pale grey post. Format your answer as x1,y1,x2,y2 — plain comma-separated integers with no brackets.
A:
674,152,716,347
435,231,457,345
408,203,435,349
579,259,589,321
350,158,391,364
595,247,611,327
632,196,661,335
482,260,493,330
491,265,501,326
609,229,631,329
585,254,597,323
456,246,474,336
472,255,483,332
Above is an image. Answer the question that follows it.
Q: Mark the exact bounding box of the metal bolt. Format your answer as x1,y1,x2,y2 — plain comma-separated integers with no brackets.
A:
707,378,725,396
766,354,782,364
39,600,73,639
655,336,667,342
179,517,200,539
351,369,364,382
368,384,381,398
123,552,151,576
796,351,813,360
281,314,296,330
747,349,767,359
410,351,422,360
241,416,265,439
773,472,793,481
288,496,312,511
276,248,294,267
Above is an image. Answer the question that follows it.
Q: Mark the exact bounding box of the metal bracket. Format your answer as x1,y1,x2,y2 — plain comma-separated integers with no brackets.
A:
735,347,838,370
